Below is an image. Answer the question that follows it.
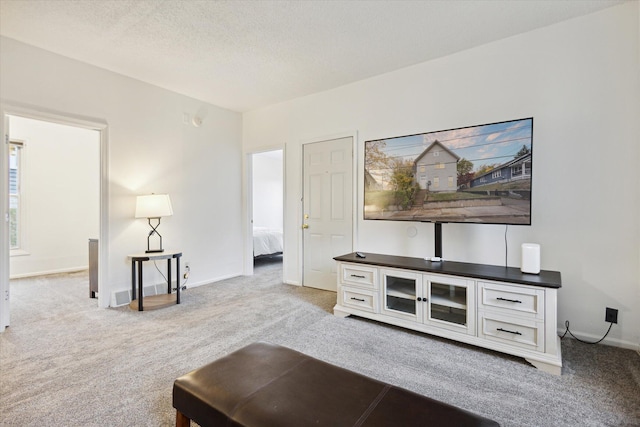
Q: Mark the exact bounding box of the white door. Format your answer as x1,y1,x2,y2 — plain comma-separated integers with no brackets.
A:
302,137,353,291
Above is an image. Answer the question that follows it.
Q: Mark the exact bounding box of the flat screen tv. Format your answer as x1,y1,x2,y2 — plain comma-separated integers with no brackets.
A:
364,118,533,226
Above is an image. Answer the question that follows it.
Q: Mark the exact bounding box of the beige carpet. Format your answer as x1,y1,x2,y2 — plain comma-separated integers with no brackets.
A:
1,259,639,426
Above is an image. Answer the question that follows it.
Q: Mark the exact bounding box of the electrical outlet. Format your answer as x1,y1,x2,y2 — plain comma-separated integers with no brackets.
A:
183,263,190,279
605,307,618,324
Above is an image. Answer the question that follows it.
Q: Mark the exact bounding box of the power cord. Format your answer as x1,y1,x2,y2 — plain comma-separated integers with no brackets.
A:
560,320,613,344
153,260,189,290
153,260,167,282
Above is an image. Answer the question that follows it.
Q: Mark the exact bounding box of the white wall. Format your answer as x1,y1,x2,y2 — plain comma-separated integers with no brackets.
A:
252,150,283,230
9,116,99,278
1,36,243,307
243,3,640,348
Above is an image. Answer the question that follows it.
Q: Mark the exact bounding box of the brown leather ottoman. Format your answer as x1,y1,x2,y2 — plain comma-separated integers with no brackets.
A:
173,342,499,427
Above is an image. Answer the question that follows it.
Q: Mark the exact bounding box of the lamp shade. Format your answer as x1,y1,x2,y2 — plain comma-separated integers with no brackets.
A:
135,194,173,218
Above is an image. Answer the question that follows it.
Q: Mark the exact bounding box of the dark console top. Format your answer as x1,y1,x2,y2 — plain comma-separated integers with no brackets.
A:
334,252,561,289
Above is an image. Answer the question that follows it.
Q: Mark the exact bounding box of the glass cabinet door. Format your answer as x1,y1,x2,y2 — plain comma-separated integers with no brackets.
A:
380,268,421,321
424,274,475,335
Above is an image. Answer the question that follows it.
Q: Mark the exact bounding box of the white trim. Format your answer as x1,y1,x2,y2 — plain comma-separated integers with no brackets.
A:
556,327,640,351
10,266,88,280
9,249,29,257
1,111,10,329
98,126,109,308
1,101,107,131
110,272,243,307
242,145,286,279
243,151,254,276
0,100,110,324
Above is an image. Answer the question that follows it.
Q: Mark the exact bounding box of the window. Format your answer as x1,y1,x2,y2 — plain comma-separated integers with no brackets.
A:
433,177,439,188
435,162,445,169
448,176,454,188
433,151,439,157
492,170,502,179
9,141,23,250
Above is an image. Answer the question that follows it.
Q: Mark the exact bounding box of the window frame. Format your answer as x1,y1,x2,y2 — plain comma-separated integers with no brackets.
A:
9,140,28,256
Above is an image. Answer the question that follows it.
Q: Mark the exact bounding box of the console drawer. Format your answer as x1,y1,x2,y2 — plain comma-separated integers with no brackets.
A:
478,281,544,320
341,286,378,313
479,312,544,352
340,264,377,289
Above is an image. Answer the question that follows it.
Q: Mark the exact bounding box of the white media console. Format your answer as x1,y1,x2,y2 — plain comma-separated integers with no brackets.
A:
333,252,563,375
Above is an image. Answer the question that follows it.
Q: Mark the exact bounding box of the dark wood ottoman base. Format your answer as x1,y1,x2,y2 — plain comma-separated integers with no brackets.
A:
173,342,499,427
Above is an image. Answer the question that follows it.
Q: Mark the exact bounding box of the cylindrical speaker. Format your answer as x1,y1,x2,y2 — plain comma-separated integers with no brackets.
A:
521,243,540,274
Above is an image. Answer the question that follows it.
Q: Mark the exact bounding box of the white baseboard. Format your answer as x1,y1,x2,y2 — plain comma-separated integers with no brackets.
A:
180,273,242,290
110,273,244,306
10,266,88,279
556,326,640,351
111,283,173,307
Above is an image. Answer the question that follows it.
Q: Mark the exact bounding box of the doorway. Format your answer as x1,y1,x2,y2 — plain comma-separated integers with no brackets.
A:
1,107,108,330
250,149,284,275
8,115,100,277
302,136,354,292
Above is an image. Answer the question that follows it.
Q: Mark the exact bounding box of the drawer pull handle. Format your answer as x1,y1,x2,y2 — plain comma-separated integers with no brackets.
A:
350,274,366,279
497,297,522,304
350,297,366,302
497,327,522,335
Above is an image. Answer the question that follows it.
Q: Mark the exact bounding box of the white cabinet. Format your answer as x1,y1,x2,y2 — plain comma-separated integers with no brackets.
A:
334,252,562,375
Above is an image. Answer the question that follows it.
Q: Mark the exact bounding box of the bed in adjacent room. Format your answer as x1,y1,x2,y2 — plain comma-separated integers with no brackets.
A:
253,227,283,258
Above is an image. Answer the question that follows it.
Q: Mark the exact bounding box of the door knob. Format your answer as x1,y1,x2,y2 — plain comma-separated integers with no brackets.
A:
302,224,309,229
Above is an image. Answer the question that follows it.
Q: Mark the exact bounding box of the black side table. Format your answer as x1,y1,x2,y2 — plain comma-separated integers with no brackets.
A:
128,250,182,311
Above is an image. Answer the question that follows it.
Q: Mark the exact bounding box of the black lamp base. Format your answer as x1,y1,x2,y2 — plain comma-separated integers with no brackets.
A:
146,218,165,253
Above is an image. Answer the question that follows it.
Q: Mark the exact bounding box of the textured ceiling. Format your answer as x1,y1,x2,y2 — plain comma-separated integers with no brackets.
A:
0,0,627,112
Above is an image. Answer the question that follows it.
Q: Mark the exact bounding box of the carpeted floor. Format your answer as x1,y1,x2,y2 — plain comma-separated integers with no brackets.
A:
1,259,639,426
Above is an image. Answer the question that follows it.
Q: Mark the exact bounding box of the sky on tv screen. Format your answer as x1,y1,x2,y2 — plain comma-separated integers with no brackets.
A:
370,118,532,171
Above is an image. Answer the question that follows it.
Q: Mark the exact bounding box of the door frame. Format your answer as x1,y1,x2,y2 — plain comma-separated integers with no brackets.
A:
300,131,358,288
243,145,286,278
0,102,110,330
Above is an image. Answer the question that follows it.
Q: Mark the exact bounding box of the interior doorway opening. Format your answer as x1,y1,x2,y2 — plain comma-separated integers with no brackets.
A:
1,107,107,331
8,115,100,280
250,149,284,275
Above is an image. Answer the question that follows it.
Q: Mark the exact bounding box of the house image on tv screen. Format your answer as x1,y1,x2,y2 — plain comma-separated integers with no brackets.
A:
414,140,460,193
469,152,531,189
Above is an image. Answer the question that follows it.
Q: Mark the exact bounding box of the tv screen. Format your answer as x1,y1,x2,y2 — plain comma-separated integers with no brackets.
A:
364,118,533,225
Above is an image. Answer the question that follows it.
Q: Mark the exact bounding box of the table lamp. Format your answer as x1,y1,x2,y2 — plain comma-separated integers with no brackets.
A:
135,194,173,253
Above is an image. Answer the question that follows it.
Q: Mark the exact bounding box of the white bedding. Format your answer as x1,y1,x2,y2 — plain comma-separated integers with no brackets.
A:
253,227,283,257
